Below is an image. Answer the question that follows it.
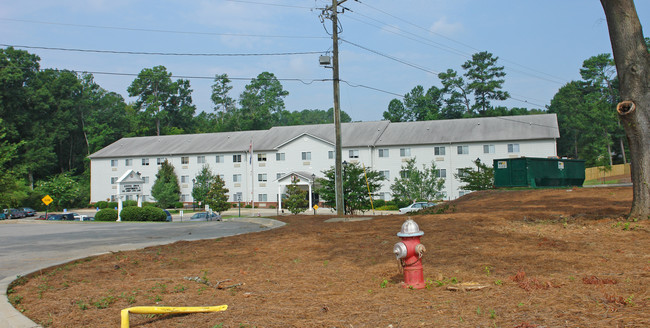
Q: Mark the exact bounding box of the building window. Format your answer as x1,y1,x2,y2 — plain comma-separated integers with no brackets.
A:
457,168,470,178
328,151,334,159
379,170,390,180
233,192,243,202
349,150,359,158
110,177,118,184
457,145,469,155
233,154,242,163
181,156,189,164
434,146,445,156
508,143,520,153
181,175,190,183
142,158,150,166
216,155,224,163
258,154,267,162
435,169,446,178
302,152,311,160
197,156,206,164
400,148,411,157
276,153,285,161
483,145,495,154
125,159,133,166
143,176,149,183
233,174,242,182
157,157,166,165
258,173,267,182
258,194,268,202
181,194,189,202
111,160,118,167
378,149,389,158
277,173,285,179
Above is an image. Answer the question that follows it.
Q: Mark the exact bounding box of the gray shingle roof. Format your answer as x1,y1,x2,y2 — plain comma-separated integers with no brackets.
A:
89,114,558,159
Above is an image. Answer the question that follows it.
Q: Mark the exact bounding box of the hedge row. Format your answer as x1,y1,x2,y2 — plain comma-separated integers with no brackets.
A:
93,206,166,222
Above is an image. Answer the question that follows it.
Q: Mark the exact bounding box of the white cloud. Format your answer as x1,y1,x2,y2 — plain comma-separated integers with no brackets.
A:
429,16,463,36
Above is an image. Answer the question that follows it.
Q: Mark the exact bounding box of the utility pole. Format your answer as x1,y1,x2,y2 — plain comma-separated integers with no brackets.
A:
323,0,347,216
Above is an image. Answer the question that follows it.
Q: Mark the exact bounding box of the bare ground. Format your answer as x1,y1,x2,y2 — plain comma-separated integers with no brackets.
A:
8,187,649,328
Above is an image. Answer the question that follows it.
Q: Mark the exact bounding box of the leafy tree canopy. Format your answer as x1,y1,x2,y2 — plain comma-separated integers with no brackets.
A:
317,162,384,215
390,157,445,203
151,160,180,208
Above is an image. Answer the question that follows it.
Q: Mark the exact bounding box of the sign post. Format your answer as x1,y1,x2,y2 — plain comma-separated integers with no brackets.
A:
42,195,53,220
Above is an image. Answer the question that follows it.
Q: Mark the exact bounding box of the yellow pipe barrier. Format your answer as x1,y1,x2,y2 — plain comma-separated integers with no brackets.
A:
121,305,228,328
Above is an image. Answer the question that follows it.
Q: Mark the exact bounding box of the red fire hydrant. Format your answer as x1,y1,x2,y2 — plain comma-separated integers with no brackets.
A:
393,218,426,289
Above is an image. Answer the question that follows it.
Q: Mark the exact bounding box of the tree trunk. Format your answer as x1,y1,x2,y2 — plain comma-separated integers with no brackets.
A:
601,0,650,219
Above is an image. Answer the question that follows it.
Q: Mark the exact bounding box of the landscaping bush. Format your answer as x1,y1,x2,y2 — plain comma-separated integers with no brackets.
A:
107,202,118,210
120,206,166,222
123,200,138,207
173,202,184,209
373,199,386,208
95,201,108,209
377,205,399,211
94,209,117,221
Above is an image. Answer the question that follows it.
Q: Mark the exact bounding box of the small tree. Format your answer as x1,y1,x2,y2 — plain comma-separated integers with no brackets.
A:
192,165,217,206
455,158,494,191
284,177,308,215
151,160,180,209
317,162,384,215
204,175,230,214
35,172,82,210
391,158,445,203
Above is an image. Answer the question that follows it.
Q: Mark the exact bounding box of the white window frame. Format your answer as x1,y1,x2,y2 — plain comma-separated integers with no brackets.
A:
110,177,118,184
483,145,495,154
197,155,206,164
380,170,390,180
157,157,166,165
233,154,242,163
258,194,268,202
125,159,133,166
110,160,118,167
258,173,267,182
142,158,150,166
400,148,411,157
302,152,311,160
508,143,520,153
216,155,225,163
181,175,190,183
378,149,389,158
436,169,447,178
276,153,285,161
328,151,334,159
258,153,267,162
349,149,359,159
457,145,469,155
434,146,446,156
233,174,242,182
181,156,189,164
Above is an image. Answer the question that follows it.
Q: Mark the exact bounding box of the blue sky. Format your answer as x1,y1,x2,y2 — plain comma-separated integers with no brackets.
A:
1,0,648,122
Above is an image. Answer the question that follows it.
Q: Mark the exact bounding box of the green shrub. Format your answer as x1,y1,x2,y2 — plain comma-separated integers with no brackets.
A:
95,201,108,209
107,202,118,209
174,202,184,209
373,199,386,208
123,200,138,207
377,205,398,211
244,204,252,208
119,206,166,222
94,209,118,221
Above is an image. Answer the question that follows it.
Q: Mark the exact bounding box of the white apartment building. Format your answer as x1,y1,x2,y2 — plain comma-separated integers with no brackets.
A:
89,114,559,207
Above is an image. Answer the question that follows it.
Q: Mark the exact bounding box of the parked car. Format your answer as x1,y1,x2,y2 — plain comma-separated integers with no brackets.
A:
69,212,88,221
0,212,6,220
189,212,221,221
398,202,436,214
20,207,37,217
47,213,75,221
163,209,172,222
3,208,26,219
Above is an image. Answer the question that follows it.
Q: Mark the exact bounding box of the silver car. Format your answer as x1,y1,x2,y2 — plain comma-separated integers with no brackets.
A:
398,202,436,214
189,212,221,221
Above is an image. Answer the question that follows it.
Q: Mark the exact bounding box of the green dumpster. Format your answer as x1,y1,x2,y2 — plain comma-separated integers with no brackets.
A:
493,157,585,188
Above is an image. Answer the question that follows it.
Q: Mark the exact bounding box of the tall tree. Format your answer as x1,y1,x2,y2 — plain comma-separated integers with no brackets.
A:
317,163,384,215
390,158,445,202
192,165,217,206
601,0,650,219
461,51,510,115
151,160,180,208
383,99,409,122
211,73,236,114
438,68,471,118
127,66,196,136
204,175,230,214
234,71,289,130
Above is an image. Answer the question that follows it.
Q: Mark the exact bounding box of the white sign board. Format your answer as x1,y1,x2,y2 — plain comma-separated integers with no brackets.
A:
497,161,508,169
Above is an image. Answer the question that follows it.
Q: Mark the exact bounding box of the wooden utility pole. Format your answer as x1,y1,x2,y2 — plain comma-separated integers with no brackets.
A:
324,0,347,216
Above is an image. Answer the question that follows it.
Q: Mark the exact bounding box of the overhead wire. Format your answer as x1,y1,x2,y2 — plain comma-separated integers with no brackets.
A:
1,44,324,57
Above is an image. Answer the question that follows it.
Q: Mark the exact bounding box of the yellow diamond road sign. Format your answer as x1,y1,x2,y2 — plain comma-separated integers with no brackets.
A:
313,205,319,210
42,195,53,206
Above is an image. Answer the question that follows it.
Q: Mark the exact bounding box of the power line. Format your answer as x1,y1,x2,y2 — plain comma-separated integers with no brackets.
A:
341,80,404,98
352,1,569,85
1,44,324,57
0,17,327,39
223,0,315,9
340,38,440,75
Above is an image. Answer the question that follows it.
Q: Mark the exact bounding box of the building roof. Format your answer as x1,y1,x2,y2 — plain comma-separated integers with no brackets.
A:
89,114,558,159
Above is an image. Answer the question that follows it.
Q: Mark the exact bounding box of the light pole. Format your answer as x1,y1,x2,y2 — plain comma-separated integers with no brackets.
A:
342,161,348,215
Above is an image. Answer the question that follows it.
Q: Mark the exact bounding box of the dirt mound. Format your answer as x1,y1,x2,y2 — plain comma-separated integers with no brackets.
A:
9,187,649,328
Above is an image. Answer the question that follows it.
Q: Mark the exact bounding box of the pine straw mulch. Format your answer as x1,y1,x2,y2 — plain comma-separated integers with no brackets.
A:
8,187,649,328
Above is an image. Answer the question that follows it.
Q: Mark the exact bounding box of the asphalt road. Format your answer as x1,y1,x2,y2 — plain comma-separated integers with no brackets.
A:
0,217,285,328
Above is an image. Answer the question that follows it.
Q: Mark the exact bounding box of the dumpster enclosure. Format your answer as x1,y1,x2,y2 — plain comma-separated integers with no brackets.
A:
493,157,585,188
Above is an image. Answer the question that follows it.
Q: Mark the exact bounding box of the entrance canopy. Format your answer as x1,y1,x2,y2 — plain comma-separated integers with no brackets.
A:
276,171,318,213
